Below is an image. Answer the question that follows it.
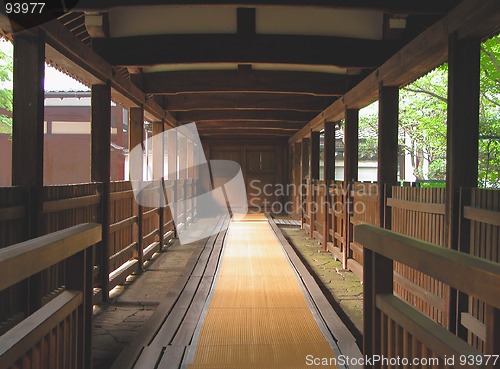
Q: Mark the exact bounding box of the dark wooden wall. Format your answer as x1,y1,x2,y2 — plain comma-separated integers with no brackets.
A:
202,139,288,211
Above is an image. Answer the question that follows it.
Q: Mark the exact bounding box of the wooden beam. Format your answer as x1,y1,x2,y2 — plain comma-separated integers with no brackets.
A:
93,35,400,68
175,110,316,123
237,8,255,35
323,122,335,181
289,0,500,145
310,132,320,180
344,109,359,183
91,83,112,301
73,0,458,14
141,70,349,96
194,121,304,130
445,34,480,334
199,129,294,137
164,93,334,112
300,138,310,182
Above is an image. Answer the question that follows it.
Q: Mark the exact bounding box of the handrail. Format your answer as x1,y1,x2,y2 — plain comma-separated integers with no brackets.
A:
0,223,102,291
354,224,500,309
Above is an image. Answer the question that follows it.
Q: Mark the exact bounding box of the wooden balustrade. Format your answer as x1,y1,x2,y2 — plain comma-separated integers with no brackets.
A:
458,188,500,354
355,224,500,369
0,223,101,369
389,186,449,326
0,179,195,309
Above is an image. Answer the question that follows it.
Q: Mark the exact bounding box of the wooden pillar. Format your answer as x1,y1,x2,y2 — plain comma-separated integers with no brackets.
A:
12,30,45,238
178,137,188,228
323,122,335,248
344,109,359,270
129,107,144,270
310,131,320,180
446,34,480,335
152,120,165,250
12,30,45,313
300,138,310,183
91,83,111,301
324,123,336,182
294,142,301,218
377,84,399,229
344,109,359,183
167,129,178,236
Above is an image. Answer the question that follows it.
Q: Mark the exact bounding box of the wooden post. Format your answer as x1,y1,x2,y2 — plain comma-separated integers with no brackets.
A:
66,248,93,369
152,120,165,250
129,106,144,270
344,110,359,269
178,137,188,229
301,138,310,183
12,30,45,313
363,249,393,369
377,84,399,229
91,83,111,301
323,122,335,248
445,33,480,333
324,123,336,182
294,142,301,219
310,131,320,180
167,129,178,236
344,109,359,184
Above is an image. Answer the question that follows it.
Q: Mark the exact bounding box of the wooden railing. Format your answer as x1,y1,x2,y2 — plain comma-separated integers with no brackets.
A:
389,186,449,326
0,223,101,369
458,188,500,354
355,224,500,369
0,179,197,309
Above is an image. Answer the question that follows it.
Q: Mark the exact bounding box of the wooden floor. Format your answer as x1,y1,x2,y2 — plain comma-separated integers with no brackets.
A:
112,214,361,369
187,213,338,369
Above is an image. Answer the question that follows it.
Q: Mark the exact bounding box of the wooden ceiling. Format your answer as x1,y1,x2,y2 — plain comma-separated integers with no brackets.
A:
55,1,460,139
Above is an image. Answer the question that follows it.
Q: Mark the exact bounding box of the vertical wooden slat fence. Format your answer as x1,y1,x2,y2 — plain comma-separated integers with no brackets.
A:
388,186,449,326
326,181,348,266
312,180,327,245
459,188,500,354
355,224,500,369
41,183,101,305
0,186,29,334
0,223,100,369
348,182,380,281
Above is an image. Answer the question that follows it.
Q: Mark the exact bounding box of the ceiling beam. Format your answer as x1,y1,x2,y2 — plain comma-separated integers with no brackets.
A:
175,110,316,123
164,93,336,112
199,129,293,137
289,0,500,144
193,121,304,129
0,15,177,126
140,70,350,96
72,0,457,14
93,35,400,68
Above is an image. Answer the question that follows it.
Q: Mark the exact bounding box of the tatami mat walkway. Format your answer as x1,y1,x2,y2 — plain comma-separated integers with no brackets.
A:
186,213,339,369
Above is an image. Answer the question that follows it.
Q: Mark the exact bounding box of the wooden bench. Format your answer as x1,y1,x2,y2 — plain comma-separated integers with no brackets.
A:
110,215,230,369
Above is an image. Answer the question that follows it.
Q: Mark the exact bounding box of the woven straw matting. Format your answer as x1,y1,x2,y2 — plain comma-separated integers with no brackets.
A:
188,213,338,369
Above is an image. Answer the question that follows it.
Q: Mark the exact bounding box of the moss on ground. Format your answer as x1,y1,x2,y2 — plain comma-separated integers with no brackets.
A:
280,227,363,341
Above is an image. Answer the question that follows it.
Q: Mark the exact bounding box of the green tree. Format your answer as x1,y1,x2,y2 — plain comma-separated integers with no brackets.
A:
358,35,500,188
0,46,13,135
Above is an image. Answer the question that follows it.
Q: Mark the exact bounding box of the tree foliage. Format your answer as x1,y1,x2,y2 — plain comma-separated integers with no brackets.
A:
0,46,12,135
358,35,500,188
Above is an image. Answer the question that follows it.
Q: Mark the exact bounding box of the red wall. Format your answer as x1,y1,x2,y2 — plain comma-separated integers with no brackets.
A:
0,133,125,186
